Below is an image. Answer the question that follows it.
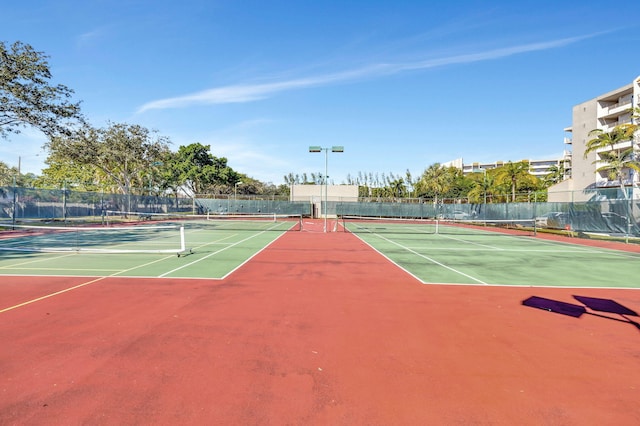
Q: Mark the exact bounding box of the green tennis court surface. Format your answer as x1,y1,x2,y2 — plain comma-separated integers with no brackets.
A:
344,220,640,288
2,217,639,287
0,217,299,279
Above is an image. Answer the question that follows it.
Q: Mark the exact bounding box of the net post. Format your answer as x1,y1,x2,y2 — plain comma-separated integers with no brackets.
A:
180,226,186,252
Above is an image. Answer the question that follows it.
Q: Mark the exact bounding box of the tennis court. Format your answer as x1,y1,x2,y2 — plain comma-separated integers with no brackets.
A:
1,217,640,424
1,216,639,286
342,217,640,287
0,214,302,279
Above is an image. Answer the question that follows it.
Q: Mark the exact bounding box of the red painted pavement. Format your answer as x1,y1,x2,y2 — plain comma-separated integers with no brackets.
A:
1,222,639,424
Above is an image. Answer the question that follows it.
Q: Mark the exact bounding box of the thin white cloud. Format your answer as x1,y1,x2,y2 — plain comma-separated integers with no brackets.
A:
76,27,109,48
191,136,291,184
137,33,598,113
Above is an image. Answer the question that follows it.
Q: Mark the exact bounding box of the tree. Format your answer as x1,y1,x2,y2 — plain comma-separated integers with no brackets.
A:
415,163,456,203
448,169,474,200
592,148,640,199
586,124,636,154
36,158,101,191
283,173,297,186
585,124,639,198
0,160,40,189
0,161,17,187
404,169,416,198
543,163,566,187
233,175,285,196
46,122,171,196
0,41,84,139
494,161,535,202
467,170,495,203
172,143,240,195
389,178,406,199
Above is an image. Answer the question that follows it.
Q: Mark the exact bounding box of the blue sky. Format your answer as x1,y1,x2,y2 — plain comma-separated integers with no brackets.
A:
2,0,639,185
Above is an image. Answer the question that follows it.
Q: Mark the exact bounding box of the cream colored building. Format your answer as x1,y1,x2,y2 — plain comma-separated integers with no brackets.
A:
445,157,567,181
549,75,640,201
290,184,358,218
458,159,567,178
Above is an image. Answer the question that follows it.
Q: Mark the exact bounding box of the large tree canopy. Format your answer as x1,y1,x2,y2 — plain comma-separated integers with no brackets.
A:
494,161,538,202
171,143,241,195
46,122,171,194
415,163,459,203
0,41,84,139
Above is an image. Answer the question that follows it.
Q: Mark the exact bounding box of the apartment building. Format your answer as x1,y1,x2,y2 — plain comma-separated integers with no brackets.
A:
549,76,640,201
459,158,567,178
445,157,566,178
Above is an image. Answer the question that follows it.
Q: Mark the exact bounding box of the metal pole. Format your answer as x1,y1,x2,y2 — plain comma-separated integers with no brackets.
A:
483,169,487,205
11,175,17,229
309,146,343,233
62,182,67,223
324,147,328,233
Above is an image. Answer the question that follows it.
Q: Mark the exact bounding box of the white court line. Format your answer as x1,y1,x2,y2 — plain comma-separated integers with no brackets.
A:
7,267,124,272
158,224,286,278
0,252,78,269
356,231,489,285
351,227,640,286
0,254,175,313
405,246,621,254
219,231,290,280
534,239,640,259
436,233,503,250
420,231,640,259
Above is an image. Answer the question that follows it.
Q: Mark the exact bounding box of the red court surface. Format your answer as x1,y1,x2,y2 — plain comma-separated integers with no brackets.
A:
1,222,640,424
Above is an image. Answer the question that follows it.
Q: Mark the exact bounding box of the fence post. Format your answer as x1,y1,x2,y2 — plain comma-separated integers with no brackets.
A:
11,176,17,229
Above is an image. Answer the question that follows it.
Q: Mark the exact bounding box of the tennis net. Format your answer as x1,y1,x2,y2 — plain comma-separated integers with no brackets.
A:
104,211,304,231
0,222,186,254
339,216,537,236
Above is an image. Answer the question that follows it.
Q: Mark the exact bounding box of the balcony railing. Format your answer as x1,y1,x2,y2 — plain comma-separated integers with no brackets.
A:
595,140,633,153
596,178,634,188
599,98,633,118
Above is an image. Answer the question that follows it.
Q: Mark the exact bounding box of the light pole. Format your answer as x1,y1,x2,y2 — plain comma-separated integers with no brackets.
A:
309,146,344,232
472,166,488,221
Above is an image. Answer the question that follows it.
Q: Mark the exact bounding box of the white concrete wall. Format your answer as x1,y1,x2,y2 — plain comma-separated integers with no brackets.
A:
291,185,358,218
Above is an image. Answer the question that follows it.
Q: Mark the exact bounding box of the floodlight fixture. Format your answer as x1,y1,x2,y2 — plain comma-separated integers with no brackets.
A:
308,145,345,232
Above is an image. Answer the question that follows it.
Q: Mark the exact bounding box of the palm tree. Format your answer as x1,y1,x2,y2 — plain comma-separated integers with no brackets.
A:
543,163,566,187
404,169,415,198
593,148,640,199
389,178,406,199
585,124,639,198
467,171,496,203
415,163,453,204
586,124,636,154
494,161,531,202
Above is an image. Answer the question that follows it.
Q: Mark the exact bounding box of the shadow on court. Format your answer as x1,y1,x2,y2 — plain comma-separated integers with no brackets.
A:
522,295,640,332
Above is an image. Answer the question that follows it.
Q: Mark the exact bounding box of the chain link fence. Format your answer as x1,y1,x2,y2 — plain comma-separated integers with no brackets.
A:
0,187,310,224
2,186,638,238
